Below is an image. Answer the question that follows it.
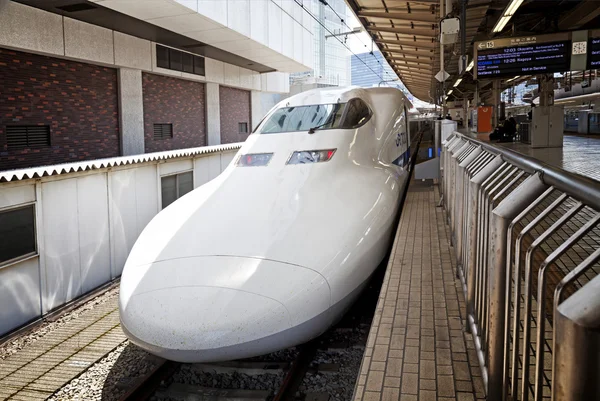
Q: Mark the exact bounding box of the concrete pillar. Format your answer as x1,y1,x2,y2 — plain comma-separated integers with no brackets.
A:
538,74,555,106
493,79,501,127
117,68,145,155
205,82,221,146
251,90,262,131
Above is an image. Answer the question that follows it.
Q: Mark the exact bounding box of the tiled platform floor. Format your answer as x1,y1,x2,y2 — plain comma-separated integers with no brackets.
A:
0,297,124,400
499,134,600,181
353,183,485,401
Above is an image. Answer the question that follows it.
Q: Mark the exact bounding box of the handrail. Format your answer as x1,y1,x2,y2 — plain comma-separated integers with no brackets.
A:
447,133,600,209
440,131,600,401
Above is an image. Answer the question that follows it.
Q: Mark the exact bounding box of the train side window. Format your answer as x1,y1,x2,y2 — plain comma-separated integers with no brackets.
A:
0,205,37,266
341,98,371,129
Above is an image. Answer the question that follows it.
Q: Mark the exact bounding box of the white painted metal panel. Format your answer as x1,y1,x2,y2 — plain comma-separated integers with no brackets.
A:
268,1,282,53
0,258,41,336
303,29,313,69
41,179,81,311
250,0,268,44
0,184,35,210
110,168,140,276
159,159,194,177
76,174,111,294
135,166,159,234
220,151,236,171
228,0,249,37
281,12,293,59
293,21,302,63
197,0,228,26
193,157,211,188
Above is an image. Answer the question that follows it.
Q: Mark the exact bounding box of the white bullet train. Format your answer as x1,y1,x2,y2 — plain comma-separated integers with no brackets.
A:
119,86,413,362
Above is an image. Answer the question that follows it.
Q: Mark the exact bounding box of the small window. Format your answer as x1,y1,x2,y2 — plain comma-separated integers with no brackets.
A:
161,171,193,209
153,123,173,140
239,122,248,134
155,44,205,76
193,56,205,76
169,48,182,71
182,52,194,73
0,205,36,266
6,125,51,150
156,45,170,69
341,98,371,129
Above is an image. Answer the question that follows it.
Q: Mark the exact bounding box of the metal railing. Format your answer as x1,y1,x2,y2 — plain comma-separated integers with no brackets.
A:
440,132,600,401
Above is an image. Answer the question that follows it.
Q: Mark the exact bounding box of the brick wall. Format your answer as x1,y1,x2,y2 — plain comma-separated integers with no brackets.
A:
142,73,206,153
220,86,251,144
0,48,119,171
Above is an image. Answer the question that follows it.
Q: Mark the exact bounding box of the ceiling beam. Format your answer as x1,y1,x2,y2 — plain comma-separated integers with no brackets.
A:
393,66,433,73
374,38,436,49
558,0,600,30
381,49,437,58
385,50,438,62
357,10,437,23
390,59,434,67
366,26,437,38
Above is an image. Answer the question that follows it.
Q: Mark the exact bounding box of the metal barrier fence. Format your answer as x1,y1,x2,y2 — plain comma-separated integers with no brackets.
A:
441,132,600,401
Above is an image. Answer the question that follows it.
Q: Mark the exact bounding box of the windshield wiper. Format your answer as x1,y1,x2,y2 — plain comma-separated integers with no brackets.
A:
308,121,331,134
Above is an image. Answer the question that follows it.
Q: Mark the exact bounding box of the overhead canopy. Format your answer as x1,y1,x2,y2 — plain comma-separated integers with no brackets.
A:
347,0,491,102
349,0,600,104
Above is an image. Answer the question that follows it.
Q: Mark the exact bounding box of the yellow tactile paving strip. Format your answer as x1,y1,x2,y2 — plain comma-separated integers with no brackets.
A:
0,298,125,401
353,184,485,401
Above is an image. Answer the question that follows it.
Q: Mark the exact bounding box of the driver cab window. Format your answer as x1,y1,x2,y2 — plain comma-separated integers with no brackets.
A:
341,98,371,129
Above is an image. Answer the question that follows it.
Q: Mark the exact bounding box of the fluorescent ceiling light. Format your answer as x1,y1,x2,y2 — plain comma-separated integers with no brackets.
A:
506,75,521,82
454,78,462,87
493,16,511,33
506,0,525,16
466,60,474,72
493,0,524,33
447,89,453,95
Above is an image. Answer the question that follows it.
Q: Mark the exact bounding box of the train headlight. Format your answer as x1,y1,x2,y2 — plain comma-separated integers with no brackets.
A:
287,149,336,165
236,153,273,167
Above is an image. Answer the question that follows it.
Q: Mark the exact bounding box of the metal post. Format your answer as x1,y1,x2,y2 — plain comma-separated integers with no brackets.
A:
455,147,483,267
440,0,446,115
487,173,548,401
553,274,600,401
466,155,504,316
493,79,501,128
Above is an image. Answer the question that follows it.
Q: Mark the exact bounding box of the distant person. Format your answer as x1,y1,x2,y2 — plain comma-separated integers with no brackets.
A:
445,113,452,120
437,115,443,120
507,113,517,134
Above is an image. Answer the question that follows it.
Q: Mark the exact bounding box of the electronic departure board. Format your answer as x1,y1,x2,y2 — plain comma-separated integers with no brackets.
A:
587,37,600,68
476,41,571,78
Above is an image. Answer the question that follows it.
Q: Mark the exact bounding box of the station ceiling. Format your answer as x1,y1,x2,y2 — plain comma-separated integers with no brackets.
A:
347,0,600,103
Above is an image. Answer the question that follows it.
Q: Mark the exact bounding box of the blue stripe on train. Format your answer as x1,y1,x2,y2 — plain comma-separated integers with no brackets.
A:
392,148,411,167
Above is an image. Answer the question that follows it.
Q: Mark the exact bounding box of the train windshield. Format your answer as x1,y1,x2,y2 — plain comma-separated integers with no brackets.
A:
259,103,345,134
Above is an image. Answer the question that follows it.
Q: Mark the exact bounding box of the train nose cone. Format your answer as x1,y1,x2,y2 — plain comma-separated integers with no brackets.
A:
119,256,330,362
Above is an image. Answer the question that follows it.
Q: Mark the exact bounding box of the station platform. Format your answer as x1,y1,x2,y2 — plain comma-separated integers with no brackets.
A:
352,181,485,401
499,134,600,180
0,293,123,400
465,133,600,180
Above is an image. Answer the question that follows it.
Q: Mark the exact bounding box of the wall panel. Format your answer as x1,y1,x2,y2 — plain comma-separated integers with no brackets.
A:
76,174,111,294
41,179,81,311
